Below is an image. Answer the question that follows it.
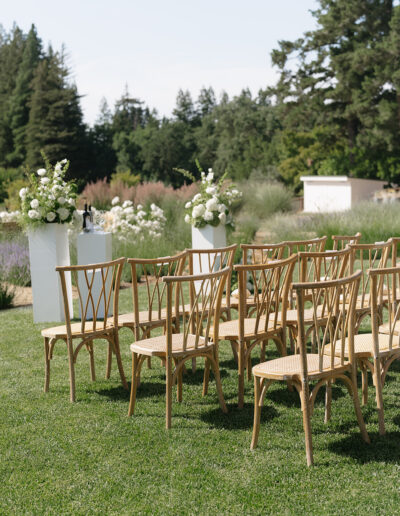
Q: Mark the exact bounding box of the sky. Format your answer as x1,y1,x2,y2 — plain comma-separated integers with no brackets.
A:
1,0,319,125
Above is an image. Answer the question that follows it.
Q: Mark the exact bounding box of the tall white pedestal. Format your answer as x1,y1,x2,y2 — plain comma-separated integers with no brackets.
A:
77,231,112,320
28,224,73,323
191,224,227,275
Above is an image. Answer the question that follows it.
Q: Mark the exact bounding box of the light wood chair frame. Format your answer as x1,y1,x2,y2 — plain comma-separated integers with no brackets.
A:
251,271,370,466
332,232,361,250
128,266,230,429
42,257,128,402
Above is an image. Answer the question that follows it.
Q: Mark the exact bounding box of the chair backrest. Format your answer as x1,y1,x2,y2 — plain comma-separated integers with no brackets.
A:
186,243,237,305
298,248,351,284
284,236,327,256
234,254,297,339
332,232,361,250
127,251,187,337
241,242,286,265
389,237,400,267
348,241,391,309
57,257,126,338
294,270,362,376
163,267,230,355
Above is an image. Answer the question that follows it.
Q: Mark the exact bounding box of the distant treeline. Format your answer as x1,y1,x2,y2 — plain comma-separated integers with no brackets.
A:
1,0,400,194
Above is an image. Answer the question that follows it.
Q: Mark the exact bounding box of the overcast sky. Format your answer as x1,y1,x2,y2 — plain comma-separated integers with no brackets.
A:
1,0,319,125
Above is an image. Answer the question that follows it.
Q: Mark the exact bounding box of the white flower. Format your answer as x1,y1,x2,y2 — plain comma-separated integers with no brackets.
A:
218,212,227,224
185,201,192,209
68,198,75,206
192,204,205,218
206,198,218,212
37,168,46,176
218,203,227,213
19,188,28,199
122,200,133,208
28,209,40,219
55,162,62,172
41,177,50,185
52,185,62,193
206,186,217,195
61,158,67,164
137,204,143,210
57,207,69,221
46,211,56,222
206,171,214,181
137,210,146,218
193,193,202,202
30,199,39,209
111,196,120,206
204,210,214,221
57,196,66,205
208,168,213,173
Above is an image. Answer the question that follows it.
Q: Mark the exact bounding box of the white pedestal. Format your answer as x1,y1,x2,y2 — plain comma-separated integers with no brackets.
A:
191,225,227,276
28,224,73,323
77,231,112,320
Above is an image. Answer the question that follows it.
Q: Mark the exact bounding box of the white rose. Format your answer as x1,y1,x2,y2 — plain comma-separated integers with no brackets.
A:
68,198,75,206
41,177,50,185
206,198,218,211
52,185,61,193
193,193,202,202
218,212,227,224
19,188,28,199
111,196,120,206
192,204,205,218
204,210,214,221
30,199,39,209
185,201,192,209
218,203,227,213
57,207,69,221
28,209,40,219
46,211,56,222
37,168,46,176
184,214,191,224
58,197,66,205
206,186,217,195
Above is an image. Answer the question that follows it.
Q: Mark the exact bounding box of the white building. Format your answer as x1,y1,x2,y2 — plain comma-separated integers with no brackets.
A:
301,176,386,213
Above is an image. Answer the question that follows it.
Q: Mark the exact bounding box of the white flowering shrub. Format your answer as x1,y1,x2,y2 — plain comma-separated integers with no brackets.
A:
19,155,78,227
102,197,166,241
181,168,242,228
0,211,20,223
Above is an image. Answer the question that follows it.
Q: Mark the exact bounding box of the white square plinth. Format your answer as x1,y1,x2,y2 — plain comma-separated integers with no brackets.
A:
77,232,112,320
191,225,227,277
28,224,73,323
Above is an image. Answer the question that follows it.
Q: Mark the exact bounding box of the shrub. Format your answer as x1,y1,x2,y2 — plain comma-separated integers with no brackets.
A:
110,170,140,188
0,238,31,286
0,279,14,309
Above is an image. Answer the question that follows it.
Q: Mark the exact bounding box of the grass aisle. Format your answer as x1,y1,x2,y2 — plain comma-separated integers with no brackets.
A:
1,289,400,514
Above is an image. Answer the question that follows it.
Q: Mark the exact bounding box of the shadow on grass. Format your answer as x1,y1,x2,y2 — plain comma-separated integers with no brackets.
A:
96,381,165,401
329,431,400,463
200,402,278,430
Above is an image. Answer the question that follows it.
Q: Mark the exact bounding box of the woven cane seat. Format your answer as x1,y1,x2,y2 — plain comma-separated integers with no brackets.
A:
118,310,168,328
285,306,325,324
41,321,114,339
324,333,400,358
379,322,400,336
252,353,346,381
130,333,210,356
215,317,280,340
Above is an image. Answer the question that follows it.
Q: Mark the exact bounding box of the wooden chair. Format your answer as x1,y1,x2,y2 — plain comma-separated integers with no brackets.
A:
326,266,400,435
348,241,391,331
332,232,361,250
285,248,351,347
251,270,370,466
118,251,187,353
211,254,297,408
42,258,128,402
128,267,230,429
232,242,287,316
284,236,327,258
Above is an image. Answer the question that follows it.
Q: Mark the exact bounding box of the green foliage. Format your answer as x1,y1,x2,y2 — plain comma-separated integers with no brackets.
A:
0,280,14,309
110,170,140,188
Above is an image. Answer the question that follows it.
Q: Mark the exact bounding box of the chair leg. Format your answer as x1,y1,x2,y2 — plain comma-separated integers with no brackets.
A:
66,338,76,403
177,361,183,403
246,344,252,381
128,352,139,416
372,358,386,436
192,357,197,373
250,375,262,450
361,361,368,406
147,357,152,369
113,332,128,390
348,371,370,444
300,382,314,467
105,343,112,379
208,353,227,414
230,341,238,364
166,356,173,429
88,341,96,381
44,337,50,393
324,380,332,424
202,358,210,396
238,341,245,409
260,341,266,363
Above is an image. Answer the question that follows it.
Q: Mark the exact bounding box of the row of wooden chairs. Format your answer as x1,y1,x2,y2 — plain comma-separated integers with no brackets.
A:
41,233,400,465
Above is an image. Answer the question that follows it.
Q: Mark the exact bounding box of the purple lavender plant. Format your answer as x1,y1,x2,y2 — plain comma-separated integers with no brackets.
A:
0,240,31,286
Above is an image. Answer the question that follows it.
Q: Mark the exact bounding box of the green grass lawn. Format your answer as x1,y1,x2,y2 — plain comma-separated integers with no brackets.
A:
2,287,400,515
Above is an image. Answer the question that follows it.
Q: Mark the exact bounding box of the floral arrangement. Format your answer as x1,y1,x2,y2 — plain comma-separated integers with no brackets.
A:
19,155,78,227
101,197,166,241
178,166,241,228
